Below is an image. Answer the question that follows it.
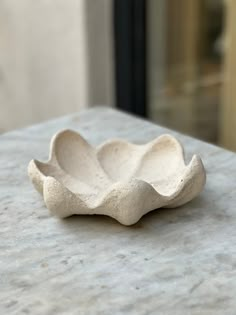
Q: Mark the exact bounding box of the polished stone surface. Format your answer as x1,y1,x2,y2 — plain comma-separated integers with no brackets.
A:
0,107,236,314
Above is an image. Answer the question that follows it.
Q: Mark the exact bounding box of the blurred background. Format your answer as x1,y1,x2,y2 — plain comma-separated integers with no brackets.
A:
0,0,235,151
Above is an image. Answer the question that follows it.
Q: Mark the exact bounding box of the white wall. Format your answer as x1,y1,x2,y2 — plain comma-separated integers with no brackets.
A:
0,0,114,132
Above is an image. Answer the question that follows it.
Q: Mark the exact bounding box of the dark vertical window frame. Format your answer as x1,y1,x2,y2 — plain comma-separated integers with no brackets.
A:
113,0,147,117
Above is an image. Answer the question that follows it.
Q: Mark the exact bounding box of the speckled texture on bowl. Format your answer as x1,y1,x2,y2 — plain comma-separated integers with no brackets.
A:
28,130,206,225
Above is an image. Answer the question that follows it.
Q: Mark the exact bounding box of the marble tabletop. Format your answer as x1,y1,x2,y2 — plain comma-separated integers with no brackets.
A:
0,107,236,315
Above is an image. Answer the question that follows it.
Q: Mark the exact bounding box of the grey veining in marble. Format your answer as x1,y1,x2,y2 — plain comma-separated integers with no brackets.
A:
0,107,236,315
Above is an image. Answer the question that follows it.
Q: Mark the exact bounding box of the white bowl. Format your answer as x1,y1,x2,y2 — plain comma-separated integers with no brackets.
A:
28,130,206,225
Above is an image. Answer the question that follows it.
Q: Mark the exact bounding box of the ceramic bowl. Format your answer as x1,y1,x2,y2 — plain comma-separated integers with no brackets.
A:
28,130,206,225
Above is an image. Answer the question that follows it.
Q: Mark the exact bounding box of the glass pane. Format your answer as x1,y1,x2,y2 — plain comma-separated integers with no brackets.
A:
147,0,224,144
